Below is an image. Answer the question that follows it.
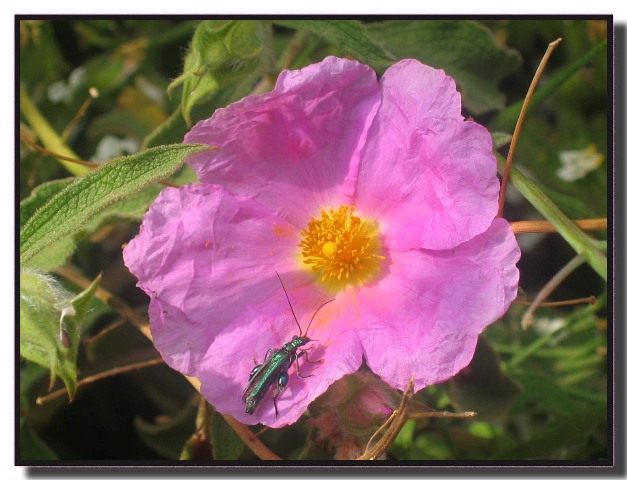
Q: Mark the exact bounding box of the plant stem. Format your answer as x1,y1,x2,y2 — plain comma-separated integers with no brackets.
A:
521,254,587,330
515,296,596,308
490,39,607,131
61,88,99,142
36,358,163,405
357,378,414,460
19,87,91,176
511,218,607,234
498,155,607,281
498,38,562,217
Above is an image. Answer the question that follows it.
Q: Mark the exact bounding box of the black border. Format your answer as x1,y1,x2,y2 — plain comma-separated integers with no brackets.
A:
15,13,620,474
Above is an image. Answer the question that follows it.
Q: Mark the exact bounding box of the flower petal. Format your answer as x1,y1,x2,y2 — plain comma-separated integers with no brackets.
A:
201,280,364,427
184,56,381,226
123,183,364,427
356,218,520,391
125,57,522,428
354,59,500,250
123,183,301,376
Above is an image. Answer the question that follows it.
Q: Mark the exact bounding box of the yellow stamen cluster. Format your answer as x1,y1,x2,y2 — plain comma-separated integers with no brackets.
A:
299,205,384,289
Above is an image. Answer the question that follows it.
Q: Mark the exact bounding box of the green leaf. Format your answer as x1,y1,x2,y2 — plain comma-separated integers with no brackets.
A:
538,183,602,221
20,271,75,393
447,336,522,420
509,373,583,416
86,110,154,143
491,131,513,150
179,400,215,460
209,412,245,460
19,362,50,413
142,106,189,150
71,20,119,48
168,20,265,124
135,400,198,460
498,154,607,280
505,303,599,370
19,165,193,272
20,270,100,398
414,432,455,460
494,403,606,460
20,143,211,266
20,21,65,87
20,179,77,271
19,419,58,461
69,272,101,319
367,20,522,114
82,54,135,97
20,179,74,230
497,98,607,218
22,182,164,272
391,419,416,451
274,19,395,69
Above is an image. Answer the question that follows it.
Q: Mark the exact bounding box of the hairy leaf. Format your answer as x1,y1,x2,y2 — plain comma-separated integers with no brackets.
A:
20,144,210,266
20,270,100,398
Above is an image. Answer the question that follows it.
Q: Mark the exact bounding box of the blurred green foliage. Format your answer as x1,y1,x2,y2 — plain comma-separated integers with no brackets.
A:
18,18,609,464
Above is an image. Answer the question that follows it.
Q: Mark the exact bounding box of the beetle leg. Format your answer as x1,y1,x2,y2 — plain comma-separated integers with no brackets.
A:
273,373,289,417
302,347,323,365
294,351,314,379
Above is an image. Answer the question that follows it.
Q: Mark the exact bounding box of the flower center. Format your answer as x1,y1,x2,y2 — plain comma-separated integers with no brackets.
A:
298,205,384,290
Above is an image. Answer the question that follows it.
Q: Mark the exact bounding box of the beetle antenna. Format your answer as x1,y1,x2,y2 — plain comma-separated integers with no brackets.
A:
304,298,335,337
276,271,303,335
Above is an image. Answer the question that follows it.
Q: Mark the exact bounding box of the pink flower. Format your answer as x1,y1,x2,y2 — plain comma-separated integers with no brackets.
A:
123,56,520,428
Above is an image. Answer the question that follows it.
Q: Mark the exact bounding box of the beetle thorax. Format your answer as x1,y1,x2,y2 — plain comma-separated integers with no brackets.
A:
283,335,309,351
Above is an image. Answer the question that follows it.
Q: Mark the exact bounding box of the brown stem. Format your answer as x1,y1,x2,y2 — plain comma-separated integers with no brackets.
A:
83,318,127,345
521,254,587,330
511,218,607,234
356,384,477,460
61,87,99,142
223,415,282,460
21,132,95,168
356,378,415,460
515,296,596,307
36,358,163,405
408,411,476,420
498,38,562,217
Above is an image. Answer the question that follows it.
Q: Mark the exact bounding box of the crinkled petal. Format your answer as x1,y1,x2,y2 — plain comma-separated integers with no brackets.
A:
125,57,522,428
123,183,364,427
354,59,500,250
184,56,381,226
123,183,301,377
356,218,520,391
202,276,364,427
